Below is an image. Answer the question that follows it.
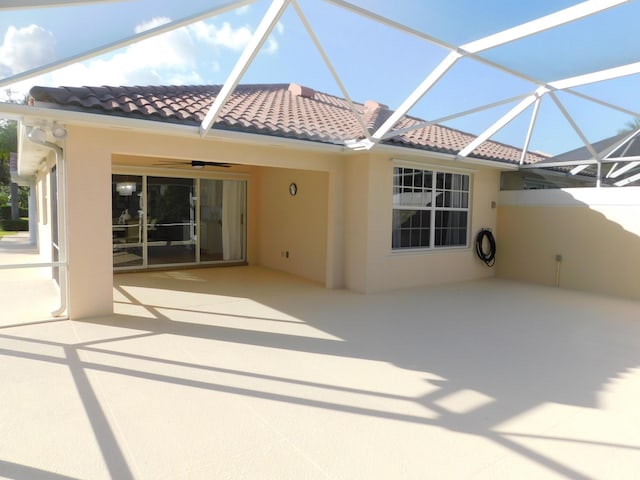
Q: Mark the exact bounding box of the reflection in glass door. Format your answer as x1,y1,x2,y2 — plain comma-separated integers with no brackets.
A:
147,176,196,266
112,175,143,268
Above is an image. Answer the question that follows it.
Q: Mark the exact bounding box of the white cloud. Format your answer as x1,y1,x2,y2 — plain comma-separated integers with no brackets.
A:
264,38,278,55
190,19,283,55
51,17,202,87
2,14,285,99
0,24,56,76
191,21,252,51
263,22,284,54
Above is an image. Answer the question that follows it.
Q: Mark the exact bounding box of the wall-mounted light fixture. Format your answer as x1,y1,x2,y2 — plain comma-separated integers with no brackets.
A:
51,123,68,139
27,126,47,143
27,123,68,142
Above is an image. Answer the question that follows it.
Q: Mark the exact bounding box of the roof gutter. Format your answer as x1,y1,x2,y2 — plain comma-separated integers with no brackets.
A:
369,143,520,170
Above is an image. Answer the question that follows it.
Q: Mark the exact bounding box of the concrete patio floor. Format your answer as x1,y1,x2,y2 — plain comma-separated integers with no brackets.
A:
1,266,640,479
0,232,60,326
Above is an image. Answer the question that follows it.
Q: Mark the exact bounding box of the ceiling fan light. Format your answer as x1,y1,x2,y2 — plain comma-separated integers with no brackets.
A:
116,181,136,196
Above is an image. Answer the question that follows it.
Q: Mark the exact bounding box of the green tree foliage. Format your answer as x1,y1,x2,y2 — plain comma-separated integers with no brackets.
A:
0,119,26,211
617,117,640,135
0,119,17,185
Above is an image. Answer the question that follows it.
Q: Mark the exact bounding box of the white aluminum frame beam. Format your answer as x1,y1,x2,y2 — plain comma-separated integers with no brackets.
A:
550,60,640,90
457,88,547,158
598,128,640,162
550,92,601,159
607,161,640,179
292,0,372,142
2,0,637,166
551,92,603,185
199,0,289,137
519,96,542,165
461,0,628,53
566,126,640,175
522,155,640,168
359,0,630,146
0,0,255,88
614,170,640,186
567,89,640,118
569,164,590,175
380,93,531,140
370,51,462,141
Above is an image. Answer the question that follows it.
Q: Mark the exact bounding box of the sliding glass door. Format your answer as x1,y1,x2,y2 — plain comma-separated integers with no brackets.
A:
112,174,246,270
147,176,196,266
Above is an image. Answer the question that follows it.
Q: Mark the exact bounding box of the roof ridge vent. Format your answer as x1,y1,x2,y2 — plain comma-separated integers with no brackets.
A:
288,83,315,99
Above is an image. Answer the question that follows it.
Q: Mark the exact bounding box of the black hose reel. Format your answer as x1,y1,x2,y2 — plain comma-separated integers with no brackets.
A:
475,228,496,267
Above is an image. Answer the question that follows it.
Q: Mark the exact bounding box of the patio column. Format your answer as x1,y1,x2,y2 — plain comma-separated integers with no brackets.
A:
64,126,113,319
343,154,371,292
325,164,345,289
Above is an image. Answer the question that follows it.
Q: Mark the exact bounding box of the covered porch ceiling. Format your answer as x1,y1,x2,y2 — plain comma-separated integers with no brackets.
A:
2,0,640,184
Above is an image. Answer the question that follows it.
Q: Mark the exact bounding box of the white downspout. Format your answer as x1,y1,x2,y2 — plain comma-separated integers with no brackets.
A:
28,179,36,245
26,128,68,317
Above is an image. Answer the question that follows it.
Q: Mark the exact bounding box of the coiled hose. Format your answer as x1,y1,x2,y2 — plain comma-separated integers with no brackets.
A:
475,229,496,267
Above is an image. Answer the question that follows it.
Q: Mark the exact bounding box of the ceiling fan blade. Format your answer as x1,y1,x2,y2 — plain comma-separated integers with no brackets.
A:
192,160,232,168
150,160,233,168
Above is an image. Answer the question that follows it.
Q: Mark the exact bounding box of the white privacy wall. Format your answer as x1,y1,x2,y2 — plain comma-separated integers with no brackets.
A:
497,187,640,300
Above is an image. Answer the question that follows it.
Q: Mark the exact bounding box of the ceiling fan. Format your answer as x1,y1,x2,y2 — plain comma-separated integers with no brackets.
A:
152,160,232,169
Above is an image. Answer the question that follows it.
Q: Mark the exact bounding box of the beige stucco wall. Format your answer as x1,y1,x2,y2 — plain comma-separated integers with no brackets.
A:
51,122,505,318
498,188,640,300
257,167,329,284
58,125,347,318
344,153,500,293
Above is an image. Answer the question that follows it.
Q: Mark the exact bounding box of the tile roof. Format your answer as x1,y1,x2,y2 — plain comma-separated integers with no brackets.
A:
29,83,547,165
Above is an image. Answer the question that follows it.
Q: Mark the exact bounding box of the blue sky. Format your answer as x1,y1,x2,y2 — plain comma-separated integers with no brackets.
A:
1,0,639,156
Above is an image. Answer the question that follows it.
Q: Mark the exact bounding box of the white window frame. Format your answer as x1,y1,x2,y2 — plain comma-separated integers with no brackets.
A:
392,162,472,251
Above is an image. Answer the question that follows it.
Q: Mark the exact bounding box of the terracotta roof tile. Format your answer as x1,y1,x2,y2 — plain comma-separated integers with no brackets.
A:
28,83,547,165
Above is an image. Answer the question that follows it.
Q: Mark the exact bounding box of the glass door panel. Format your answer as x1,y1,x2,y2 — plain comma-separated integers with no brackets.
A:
200,179,246,262
112,175,143,268
147,176,196,266
199,179,223,262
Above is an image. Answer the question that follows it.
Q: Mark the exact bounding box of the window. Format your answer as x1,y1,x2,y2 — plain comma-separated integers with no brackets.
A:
392,166,470,250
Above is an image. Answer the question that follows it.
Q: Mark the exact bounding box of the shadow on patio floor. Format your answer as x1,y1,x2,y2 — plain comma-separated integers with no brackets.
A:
2,266,640,479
